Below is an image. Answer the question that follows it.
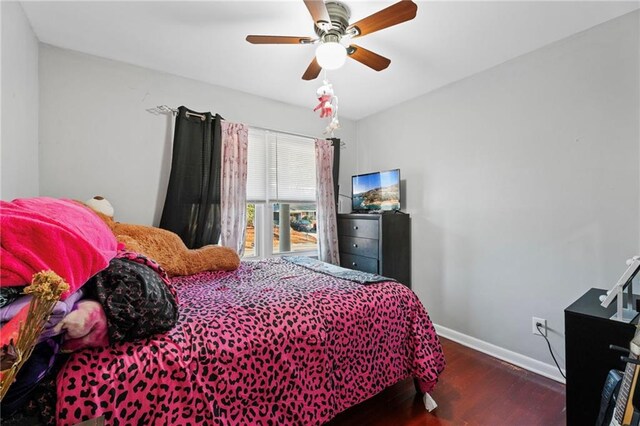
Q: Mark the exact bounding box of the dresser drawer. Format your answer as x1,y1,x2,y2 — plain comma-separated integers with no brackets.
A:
338,218,379,239
340,253,378,274
339,236,378,258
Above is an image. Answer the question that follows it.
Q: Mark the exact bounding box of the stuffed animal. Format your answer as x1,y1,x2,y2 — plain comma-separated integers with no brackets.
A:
84,196,240,276
313,81,335,118
312,80,341,135
325,115,340,135
53,300,109,352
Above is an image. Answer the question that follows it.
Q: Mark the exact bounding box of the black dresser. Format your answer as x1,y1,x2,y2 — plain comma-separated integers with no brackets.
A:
337,213,411,287
565,288,639,425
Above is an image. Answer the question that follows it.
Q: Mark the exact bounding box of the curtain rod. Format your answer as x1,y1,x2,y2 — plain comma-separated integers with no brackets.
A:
248,125,345,146
250,125,314,141
149,105,344,145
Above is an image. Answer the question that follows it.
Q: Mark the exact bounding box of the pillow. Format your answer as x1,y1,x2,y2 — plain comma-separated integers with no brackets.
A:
84,258,178,343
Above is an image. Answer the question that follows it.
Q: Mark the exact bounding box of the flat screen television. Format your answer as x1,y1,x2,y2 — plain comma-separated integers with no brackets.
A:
352,169,401,212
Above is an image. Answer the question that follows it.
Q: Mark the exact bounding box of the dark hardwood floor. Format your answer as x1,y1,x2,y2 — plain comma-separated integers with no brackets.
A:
328,337,566,425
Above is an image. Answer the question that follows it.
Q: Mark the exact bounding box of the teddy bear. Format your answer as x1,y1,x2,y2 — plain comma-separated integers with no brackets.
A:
85,196,240,276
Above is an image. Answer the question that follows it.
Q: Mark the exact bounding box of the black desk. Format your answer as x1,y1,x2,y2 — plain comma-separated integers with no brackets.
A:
565,288,639,425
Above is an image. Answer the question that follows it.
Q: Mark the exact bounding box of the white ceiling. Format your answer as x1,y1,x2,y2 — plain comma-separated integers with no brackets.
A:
21,0,640,120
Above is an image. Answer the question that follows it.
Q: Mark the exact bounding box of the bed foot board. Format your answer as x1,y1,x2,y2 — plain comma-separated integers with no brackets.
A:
413,378,438,412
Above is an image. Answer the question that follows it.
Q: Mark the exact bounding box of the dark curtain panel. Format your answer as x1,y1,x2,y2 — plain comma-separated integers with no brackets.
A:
160,106,222,249
330,138,341,208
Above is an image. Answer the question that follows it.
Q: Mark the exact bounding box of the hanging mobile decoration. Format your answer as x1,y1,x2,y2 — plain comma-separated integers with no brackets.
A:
313,77,340,136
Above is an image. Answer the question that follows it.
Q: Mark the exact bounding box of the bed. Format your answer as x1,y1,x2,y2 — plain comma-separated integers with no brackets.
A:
54,258,445,425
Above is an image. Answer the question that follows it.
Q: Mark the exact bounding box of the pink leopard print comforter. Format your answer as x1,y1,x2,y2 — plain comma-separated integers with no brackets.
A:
56,259,445,425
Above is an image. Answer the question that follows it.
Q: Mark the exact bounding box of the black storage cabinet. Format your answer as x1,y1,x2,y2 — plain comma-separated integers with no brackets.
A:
564,288,638,425
337,213,411,288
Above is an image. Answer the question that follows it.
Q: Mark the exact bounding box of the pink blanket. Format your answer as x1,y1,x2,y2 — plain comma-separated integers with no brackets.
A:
56,259,445,425
0,197,117,298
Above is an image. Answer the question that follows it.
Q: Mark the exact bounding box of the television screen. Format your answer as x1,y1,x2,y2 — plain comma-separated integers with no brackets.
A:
352,169,401,212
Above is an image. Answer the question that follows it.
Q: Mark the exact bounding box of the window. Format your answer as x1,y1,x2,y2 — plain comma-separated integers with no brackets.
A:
272,203,317,254
244,203,256,257
244,129,317,258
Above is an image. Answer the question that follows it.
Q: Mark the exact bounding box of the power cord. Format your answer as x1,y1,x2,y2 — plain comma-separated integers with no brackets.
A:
536,322,566,379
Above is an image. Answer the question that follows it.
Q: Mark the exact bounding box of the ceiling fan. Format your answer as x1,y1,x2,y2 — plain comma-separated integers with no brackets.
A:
246,0,418,80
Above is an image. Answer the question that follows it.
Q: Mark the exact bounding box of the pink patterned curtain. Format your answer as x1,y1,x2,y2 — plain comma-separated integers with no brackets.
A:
314,139,340,264
220,122,249,255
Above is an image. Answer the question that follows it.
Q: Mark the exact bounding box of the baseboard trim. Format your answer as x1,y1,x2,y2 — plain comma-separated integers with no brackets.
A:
433,323,566,384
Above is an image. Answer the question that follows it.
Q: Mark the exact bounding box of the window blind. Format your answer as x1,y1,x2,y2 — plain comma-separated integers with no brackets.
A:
246,128,267,202
247,128,316,203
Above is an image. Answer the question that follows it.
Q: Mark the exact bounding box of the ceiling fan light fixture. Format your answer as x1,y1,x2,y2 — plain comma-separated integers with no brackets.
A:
315,42,347,70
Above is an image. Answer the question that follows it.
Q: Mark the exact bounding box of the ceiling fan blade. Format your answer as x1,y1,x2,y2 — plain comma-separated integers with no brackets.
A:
246,35,313,44
302,57,322,80
348,45,391,71
304,0,332,31
347,0,418,38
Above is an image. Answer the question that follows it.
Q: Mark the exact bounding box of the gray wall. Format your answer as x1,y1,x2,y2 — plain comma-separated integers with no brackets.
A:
38,45,358,225
353,11,640,369
26,7,640,375
1,1,39,200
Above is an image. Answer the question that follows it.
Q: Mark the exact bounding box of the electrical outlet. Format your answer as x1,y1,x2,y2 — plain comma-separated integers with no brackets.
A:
532,317,547,337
